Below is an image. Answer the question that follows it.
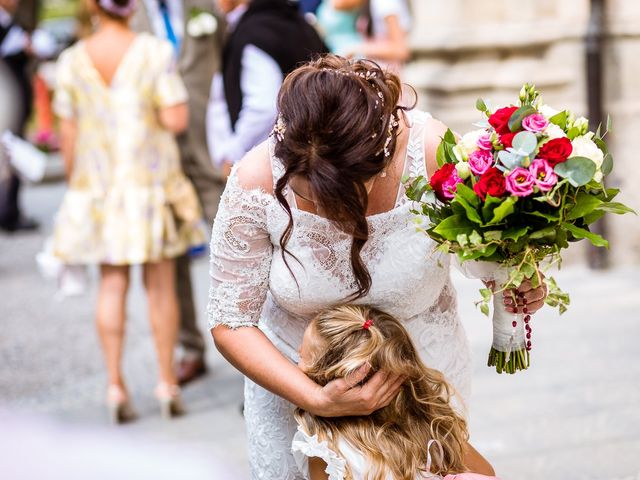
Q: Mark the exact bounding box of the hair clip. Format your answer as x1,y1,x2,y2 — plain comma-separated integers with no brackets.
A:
272,113,286,142
362,319,373,330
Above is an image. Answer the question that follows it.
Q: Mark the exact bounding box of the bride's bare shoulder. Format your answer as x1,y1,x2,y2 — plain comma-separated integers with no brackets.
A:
234,141,274,194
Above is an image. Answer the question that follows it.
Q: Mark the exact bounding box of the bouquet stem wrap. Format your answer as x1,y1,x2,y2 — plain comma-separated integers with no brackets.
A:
458,260,530,374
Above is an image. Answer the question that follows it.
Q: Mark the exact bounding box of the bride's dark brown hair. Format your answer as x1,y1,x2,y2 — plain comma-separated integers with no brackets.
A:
274,55,412,299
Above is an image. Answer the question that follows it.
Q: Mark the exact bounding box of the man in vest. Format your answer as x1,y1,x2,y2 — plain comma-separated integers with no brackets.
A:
206,0,327,175
130,0,226,385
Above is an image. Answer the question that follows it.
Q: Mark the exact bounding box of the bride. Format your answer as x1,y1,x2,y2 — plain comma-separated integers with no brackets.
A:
208,55,546,479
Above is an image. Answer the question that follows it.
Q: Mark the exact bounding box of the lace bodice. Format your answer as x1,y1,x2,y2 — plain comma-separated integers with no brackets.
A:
207,110,472,480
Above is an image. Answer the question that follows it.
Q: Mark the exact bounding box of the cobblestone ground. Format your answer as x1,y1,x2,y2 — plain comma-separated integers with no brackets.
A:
1,181,639,479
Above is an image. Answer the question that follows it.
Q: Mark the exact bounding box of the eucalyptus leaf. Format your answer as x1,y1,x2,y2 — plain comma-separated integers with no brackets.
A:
498,150,525,170
508,105,537,132
554,157,597,187
563,223,609,247
512,131,538,155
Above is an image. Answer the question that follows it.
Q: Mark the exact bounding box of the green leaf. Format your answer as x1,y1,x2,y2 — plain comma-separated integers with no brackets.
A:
606,114,613,132
453,195,483,225
406,176,430,202
443,128,457,145
469,230,483,245
480,288,492,301
432,215,475,241
529,226,557,240
566,192,603,220
583,209,605,225
554,157,597,187
502,226,528,241
597,202,637,215
476,98,488,112
526,210,559,222
480,303,490,316
455,183,480,208
456,233,469,246
436,141,447,168
512,131,538,155
521,262,536,279
549,110,568,130
484,230,502,242
563,223,609,247
601,153,613,176
567,127,581,140
508,105,537,132
593,137,608,155
487,196,516,225
555,226,569,248
481,195,502,223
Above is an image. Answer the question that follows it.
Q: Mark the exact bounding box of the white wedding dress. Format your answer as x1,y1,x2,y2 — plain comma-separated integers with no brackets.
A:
208,110,472,480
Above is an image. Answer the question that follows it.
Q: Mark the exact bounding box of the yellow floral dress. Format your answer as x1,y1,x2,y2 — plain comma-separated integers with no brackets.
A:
52,33,206,265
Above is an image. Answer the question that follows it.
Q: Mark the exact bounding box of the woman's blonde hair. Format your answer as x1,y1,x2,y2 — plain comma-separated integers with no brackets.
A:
296,305,469,479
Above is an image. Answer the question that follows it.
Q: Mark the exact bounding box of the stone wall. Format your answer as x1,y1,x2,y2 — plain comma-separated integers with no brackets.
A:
405,0,639,265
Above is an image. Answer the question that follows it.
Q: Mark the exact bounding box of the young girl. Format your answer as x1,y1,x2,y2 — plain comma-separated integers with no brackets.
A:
293,305,499,480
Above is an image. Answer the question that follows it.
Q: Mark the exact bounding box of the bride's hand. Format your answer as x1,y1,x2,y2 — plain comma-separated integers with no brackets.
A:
503,277,548,315
310,363,405,417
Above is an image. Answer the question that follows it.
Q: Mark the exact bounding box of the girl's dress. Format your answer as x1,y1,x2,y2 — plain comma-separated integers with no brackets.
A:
316,1,361,55
292,426,501,480
52,33,205,265
208,110,472,479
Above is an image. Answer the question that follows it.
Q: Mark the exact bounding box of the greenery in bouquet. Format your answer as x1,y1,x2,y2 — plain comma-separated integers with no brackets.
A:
406,83,635,317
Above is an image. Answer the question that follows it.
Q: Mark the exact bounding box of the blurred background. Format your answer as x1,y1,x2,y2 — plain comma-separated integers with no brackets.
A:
1,0,639,478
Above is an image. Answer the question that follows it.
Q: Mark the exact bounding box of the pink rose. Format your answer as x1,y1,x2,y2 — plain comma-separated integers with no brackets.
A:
522,113,549,133
430,163,463,201
529,158,557,192
505,167,535,197
476,132,493,151
441,170,463,200
468,150,494,175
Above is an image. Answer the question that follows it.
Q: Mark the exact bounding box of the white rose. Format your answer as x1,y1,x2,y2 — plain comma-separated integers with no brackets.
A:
452,144,467,162
539,104,560,119
454,128,487,161
455,161,471,179
544,123,567,140
570,135,603,168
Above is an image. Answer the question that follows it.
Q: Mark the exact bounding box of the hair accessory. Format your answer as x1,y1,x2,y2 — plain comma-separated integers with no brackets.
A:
98,0,136,17
362,319,373,330
272,113,286,142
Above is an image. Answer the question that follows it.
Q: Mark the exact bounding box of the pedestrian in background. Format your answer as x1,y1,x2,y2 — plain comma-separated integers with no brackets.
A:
52,0,205,423
334,0,410,73
206,0,327,176
130,0,226,386
0,0,38,232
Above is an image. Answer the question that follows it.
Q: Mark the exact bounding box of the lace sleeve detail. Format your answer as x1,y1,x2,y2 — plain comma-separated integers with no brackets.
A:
207,169,275,330
291,426,347,480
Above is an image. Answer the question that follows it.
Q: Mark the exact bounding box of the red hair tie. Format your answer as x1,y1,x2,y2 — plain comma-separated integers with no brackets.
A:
362,319,373,330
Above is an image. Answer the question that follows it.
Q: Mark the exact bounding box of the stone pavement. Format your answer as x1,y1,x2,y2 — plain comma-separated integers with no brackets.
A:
1,181,639,479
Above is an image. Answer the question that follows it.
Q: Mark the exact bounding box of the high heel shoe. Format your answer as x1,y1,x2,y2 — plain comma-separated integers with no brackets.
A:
106,385,137,424
154,382,185,419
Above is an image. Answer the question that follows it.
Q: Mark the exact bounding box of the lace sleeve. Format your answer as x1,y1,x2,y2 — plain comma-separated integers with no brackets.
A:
291,426,347,480
207,170,274,330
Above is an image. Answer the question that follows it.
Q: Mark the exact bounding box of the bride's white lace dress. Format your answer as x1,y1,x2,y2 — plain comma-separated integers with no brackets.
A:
208,110,472,480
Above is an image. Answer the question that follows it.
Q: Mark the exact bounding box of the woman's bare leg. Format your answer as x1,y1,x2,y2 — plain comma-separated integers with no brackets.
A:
143,258,179,385
96,264,130,388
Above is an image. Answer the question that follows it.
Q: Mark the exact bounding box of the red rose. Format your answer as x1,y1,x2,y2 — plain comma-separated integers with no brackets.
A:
488,106,518,135
499,132,517,149
537,137,573,166
474,167,507,201
430,163,460,202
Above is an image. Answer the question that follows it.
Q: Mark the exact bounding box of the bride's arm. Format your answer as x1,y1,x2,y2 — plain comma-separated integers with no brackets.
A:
209,144,403,417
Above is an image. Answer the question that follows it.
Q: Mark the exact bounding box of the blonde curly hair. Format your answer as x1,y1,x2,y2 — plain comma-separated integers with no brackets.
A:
296,305,469,479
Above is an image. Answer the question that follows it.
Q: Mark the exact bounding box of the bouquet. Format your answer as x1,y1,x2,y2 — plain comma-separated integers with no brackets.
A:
406,83,635,374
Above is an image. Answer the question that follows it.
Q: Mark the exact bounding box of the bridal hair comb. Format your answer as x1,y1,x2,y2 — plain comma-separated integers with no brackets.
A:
362,319,373,330
98,0,137,17
272,114,287,142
